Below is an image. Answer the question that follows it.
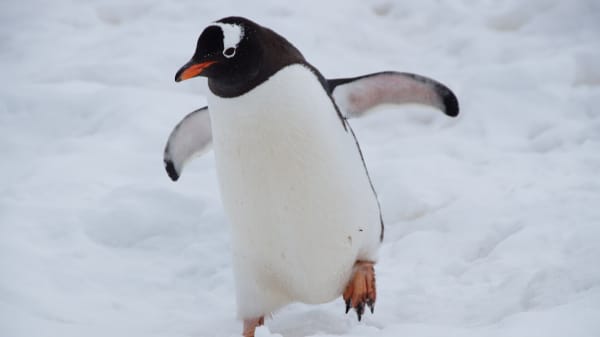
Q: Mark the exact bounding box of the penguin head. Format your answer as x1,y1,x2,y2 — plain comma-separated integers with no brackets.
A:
175,17,261,84
175,16,305,97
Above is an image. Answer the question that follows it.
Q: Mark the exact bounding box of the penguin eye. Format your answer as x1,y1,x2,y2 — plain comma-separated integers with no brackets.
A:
223,47,236,58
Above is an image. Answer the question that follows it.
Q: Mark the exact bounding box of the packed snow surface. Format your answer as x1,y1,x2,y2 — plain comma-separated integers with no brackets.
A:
1,0,599,336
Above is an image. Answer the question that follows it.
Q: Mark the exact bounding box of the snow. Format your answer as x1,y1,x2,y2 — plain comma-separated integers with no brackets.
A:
1,0,599,336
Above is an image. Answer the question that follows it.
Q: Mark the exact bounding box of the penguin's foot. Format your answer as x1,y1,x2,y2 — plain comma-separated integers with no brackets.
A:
242,316,264,337
343,260,376,321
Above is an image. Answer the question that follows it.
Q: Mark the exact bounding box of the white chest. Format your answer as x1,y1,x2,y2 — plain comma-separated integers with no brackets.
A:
207,65,380,314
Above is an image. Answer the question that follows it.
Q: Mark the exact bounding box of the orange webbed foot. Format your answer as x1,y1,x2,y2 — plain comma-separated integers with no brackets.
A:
342,260,376,321
242,316,264,337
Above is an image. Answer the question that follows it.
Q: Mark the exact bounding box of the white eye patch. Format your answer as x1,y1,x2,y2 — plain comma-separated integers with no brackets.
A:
212,22,244,58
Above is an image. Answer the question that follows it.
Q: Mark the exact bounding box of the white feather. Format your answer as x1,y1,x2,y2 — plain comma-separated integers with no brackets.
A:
212,22,244,50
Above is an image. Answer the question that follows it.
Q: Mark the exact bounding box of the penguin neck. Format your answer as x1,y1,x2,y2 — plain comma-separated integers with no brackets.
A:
208,72,261,98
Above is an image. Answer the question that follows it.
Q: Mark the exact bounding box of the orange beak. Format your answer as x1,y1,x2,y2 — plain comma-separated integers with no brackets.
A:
175,60,217,82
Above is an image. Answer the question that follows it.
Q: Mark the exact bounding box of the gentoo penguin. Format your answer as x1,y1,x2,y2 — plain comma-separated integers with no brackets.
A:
164,17,458,337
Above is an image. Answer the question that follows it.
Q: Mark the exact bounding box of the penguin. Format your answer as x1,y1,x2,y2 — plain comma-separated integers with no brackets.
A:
164,17,458,337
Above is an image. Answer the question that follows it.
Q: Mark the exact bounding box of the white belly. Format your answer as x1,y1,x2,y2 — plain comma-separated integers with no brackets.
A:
208,64,381,318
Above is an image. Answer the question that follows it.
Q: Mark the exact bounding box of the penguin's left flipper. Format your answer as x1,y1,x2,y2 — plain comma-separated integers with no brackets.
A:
163,106,212,181
328,72,459,119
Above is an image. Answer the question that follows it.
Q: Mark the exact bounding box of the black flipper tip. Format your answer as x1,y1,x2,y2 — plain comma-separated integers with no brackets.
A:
345,298,351,314
440,86,460,117
164,160,180,181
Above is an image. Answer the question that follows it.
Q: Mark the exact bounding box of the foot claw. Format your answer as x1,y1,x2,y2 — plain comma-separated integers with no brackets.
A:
345,298,351,314
367,299,375,314
356,302,364,321
342,261,377,322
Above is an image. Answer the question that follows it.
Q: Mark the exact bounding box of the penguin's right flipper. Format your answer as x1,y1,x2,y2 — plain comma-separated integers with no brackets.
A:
328,72,459,119
163,106,212,181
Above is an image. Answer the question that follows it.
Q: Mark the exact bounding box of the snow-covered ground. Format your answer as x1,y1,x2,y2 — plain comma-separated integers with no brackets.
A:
1,0,599,336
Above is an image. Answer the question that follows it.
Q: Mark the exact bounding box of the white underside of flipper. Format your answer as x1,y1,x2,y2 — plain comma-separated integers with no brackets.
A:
208,64,382,319
163,107,212,181
330,72,459,118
